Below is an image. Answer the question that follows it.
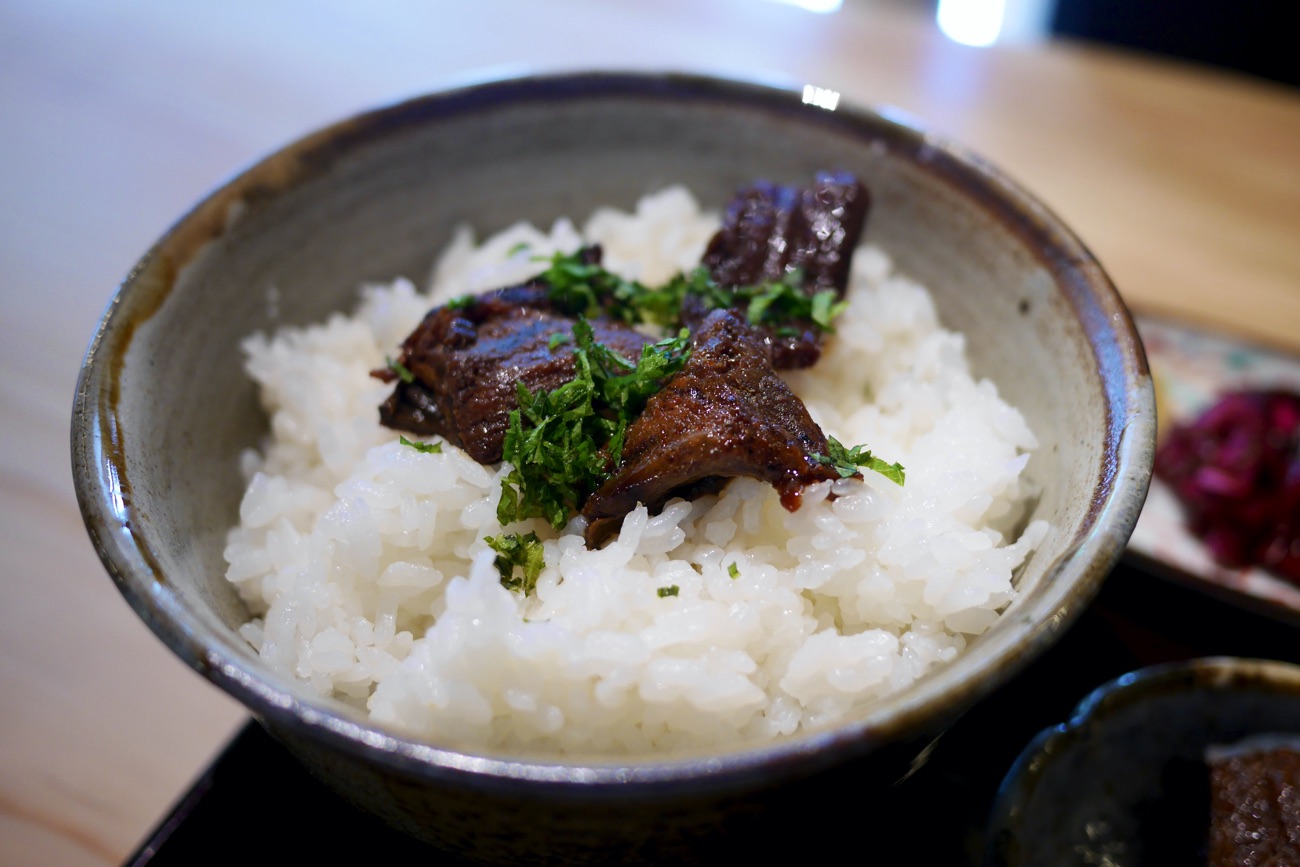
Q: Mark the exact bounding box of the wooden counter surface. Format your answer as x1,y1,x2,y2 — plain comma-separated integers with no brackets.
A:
2,1,1297,863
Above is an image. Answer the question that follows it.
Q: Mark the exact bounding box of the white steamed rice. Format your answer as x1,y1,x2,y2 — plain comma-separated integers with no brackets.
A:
223,185,1049,754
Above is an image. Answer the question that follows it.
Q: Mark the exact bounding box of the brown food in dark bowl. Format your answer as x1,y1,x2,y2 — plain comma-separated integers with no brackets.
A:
986,657,1300,866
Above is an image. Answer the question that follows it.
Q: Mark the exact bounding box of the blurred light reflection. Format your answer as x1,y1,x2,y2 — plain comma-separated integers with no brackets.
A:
765,0,843,13
937,0,1005,46
937,0,1055,46
801,84,841,110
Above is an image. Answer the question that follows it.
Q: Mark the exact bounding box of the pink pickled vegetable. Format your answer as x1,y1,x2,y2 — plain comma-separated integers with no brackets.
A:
1154,389,1300,583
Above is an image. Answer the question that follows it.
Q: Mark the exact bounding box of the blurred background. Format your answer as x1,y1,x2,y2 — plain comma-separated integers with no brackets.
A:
921,0,1296,87
1049,0,1296,88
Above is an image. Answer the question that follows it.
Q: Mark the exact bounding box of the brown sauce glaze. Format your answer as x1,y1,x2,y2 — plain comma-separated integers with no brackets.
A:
373,280,649,464
375,174,876,545
696,171,869,370
580,309,843,546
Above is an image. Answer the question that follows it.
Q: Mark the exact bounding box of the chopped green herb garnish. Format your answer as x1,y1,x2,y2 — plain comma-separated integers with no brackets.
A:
657,585,680,598
497,319,691,529
399,435,442,454
497,371,604,529
743,269,805,327
661,267,847,334
535,251,849,335
483,251,855,530
588,325,691,425
386,356,414,384
814,436,905,485
810,289,850,331
485,532,546,595
506,241,531,257
446,294,475,310
536,249,649,323
727,562,740,579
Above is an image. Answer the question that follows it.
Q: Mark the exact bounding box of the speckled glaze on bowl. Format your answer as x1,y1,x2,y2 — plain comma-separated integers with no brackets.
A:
71,70,1154,864
985,656,1300,866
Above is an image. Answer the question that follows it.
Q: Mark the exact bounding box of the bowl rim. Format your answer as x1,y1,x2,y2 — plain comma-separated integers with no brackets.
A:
71,67,1155,794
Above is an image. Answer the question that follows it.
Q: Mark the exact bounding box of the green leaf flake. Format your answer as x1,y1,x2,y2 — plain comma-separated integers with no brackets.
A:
497,318,691,529
399,435,443,454
814,435,905,485
810,290,849,332
727,562,740,579
490,251,858,532
386,356,414,384
485,531,546,596
680,267,845,335
538,249,641,322
535,251,849,336
745,289,777,325
657,585,680,598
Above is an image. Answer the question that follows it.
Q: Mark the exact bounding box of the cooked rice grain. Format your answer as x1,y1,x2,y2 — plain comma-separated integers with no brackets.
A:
223,186,1049,753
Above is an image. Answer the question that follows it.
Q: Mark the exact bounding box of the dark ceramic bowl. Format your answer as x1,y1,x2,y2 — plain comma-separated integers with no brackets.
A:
71,70,1154,865
985,656,1300,866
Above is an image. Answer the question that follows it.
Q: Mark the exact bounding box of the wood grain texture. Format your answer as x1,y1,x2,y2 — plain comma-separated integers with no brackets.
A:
2,0,1296,864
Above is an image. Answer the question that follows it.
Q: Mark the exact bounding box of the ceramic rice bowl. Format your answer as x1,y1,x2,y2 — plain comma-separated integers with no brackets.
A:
71,70,1154,864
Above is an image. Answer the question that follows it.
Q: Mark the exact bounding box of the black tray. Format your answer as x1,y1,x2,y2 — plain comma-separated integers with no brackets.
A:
125,557,1300,866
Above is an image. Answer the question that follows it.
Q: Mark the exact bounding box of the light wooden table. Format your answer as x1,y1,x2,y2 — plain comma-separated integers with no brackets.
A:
2,1,1297,864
